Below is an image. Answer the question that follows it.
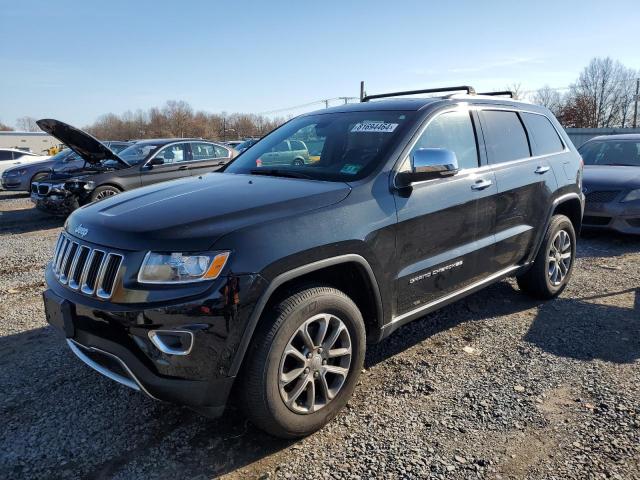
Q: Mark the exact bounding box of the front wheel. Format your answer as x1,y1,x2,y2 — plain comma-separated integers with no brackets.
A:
90,185,121,202
239,286,366,438
517,214,576,299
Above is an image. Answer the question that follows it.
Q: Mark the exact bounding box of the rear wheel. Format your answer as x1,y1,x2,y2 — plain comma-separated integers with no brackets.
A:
517,214,576,299
239,286,365,438
91,185,121,202
292,158,305,167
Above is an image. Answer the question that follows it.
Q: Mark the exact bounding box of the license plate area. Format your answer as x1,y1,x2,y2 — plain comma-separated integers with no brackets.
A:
43,290,75,337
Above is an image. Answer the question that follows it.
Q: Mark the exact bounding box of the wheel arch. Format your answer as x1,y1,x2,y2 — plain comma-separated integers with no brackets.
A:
229,254,383,377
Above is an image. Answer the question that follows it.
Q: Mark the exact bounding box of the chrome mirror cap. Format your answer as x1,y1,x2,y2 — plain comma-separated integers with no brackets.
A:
411,148,459,175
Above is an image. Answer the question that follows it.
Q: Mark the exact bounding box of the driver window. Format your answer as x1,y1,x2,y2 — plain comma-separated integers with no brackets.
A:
155,143,186,164
410,110,479,170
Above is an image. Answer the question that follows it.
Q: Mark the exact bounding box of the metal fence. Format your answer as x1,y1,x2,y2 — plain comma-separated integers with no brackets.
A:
564,128,640,148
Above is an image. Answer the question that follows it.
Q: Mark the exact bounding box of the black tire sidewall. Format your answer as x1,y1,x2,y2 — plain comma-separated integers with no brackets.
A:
543,216,576,295
262,291,365,436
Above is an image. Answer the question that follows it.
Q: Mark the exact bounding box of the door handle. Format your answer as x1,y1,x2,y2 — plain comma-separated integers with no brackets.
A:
534,165,550,174
471,179,493,191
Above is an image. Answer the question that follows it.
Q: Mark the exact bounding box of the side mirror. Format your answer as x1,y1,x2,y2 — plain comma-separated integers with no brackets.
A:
398,148,459,186
147,157,164,166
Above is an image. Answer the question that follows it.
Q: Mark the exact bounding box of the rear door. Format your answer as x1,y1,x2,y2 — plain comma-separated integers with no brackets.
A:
186,142,233,176
477,109,557,270
139,143,190,187
393,108,498,317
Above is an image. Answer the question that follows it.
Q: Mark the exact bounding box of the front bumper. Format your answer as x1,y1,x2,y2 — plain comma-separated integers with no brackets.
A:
583,200,640,235
45,265,266,416
1,176,27,191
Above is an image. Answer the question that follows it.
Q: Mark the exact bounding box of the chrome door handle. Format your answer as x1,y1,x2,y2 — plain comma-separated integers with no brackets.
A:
471,179,493,190
535,165,550,174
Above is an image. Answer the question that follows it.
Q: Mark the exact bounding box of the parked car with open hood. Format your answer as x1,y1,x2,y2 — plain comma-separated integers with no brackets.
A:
0,148,50,177
30,119,235,213
1,141,131,192
579,134,640,234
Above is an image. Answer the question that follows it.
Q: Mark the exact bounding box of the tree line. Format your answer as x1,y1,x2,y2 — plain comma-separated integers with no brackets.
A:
530,57,638,128
2,57,637,138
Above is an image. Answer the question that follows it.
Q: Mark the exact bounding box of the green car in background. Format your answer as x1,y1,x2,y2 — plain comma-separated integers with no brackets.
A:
257,139,309,167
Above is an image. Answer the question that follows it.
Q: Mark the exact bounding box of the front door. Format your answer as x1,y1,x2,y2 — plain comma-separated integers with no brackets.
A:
393,108,498,318
140,143,190,187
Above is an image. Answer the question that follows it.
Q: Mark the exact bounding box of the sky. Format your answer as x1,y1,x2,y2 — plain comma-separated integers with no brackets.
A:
1,0,639,128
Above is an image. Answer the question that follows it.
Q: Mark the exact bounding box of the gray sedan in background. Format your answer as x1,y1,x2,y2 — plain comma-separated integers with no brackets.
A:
579,134,640,234
1,141,132,191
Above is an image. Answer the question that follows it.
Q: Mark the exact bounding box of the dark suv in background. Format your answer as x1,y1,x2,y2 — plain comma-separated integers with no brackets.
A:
42,86,583,438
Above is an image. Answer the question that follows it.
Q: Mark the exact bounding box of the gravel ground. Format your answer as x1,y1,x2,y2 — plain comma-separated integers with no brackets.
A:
0,190,638,480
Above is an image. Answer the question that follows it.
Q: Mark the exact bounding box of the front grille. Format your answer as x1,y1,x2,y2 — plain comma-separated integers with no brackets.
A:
38,184,51,195
583,215,611,226
51,233,123,299
585,190,620,204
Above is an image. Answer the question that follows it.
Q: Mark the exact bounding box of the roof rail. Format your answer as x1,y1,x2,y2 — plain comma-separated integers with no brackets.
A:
360,82,476,102
477,91,514,98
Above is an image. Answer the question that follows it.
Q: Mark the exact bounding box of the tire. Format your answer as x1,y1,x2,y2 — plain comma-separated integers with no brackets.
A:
239,286,366,438
90,185,121,202
292,158,305,167
517,214,576,299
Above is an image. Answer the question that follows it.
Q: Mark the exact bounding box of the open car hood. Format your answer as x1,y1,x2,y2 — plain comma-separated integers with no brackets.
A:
36,119,129,167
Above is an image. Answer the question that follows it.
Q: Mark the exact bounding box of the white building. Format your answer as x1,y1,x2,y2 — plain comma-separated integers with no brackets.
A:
0,131,60,154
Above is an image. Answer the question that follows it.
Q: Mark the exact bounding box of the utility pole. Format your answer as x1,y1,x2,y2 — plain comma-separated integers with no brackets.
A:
324,99,329,109
360,81,365,102
633,78,639,129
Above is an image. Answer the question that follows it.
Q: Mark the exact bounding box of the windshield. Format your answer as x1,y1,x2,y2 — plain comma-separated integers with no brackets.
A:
235,139,257,151
579,140,640,166
118,143,161,165
225,110,415,181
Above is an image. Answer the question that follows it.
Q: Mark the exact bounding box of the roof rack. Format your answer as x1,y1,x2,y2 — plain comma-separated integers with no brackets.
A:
360,81,476,102
477,91,514,98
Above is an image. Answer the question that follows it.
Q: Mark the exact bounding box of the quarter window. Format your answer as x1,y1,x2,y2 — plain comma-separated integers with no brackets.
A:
214,145,230,158
521,113,564,155
0,151,12,161
480,110,531,164
410,110,479,170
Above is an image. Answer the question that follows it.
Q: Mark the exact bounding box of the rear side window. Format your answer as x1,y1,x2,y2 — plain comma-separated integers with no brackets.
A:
410,110,479,170
521,113,564,156
214,145,230,158
0,151,12,161
480,110,530,164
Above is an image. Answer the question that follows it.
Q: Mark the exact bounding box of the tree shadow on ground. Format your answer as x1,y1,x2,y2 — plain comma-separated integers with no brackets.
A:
0,204,64,234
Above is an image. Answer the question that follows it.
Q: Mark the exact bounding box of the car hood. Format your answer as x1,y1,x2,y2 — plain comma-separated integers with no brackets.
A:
583,165,640,190
65,173,351,251
36,119,128,167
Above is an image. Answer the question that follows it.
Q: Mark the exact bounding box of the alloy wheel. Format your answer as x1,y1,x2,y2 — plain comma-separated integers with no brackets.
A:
95,188,119,201
278,313,352,414
547,229,572,286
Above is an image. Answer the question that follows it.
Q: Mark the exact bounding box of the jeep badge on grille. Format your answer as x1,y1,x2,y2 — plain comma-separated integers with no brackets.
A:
74,225,89,237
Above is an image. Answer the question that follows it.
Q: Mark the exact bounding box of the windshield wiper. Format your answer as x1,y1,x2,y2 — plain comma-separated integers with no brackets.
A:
249,169,314,180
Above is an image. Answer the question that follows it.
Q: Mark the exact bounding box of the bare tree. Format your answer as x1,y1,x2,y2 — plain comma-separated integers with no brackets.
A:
532,85,564,116
567,57,635,128
0,121,12,131
15,116,41,132
506,82,523,100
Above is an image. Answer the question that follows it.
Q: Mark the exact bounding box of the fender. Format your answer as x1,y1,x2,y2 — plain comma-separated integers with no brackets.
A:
228,254,383,377
525,191,584,265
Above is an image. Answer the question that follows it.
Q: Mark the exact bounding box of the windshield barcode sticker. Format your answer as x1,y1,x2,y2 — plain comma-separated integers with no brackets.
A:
351,121,398,133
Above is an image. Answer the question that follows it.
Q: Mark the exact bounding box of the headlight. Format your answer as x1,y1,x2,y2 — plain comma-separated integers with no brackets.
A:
83,181,95,191
138,251,230,284
621,189,640,202
7,169,27,176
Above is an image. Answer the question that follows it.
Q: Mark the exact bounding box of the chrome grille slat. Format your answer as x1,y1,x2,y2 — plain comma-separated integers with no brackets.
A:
50,233,123,300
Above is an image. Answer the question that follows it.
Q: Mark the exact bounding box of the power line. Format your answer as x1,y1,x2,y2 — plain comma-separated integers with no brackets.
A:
258,97,359,116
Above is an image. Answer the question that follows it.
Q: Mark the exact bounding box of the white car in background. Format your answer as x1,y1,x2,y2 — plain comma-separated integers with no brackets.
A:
0,148,50,177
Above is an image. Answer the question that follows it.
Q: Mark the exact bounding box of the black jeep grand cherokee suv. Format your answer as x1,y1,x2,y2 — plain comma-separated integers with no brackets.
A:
43,86,584,438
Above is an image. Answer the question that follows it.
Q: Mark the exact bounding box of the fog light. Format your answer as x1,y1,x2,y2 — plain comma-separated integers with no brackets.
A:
148,330,194,355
